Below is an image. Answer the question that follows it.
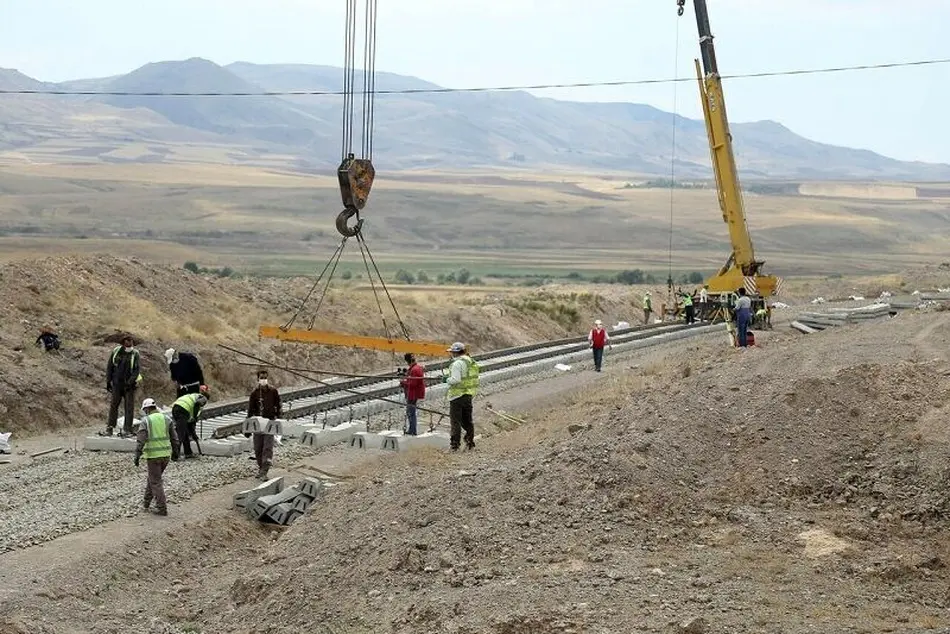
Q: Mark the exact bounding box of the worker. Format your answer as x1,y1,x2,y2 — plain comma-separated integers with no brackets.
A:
588,319,612,372
642,291,653,324
682,291,695,324
171,385,210,459
444,342,479,451
246,369,281,480
165,348,205,398
735,287,753,347
753,306,768,330
399,353,426,436
100,335,143,438
698,285,709,321
134,397,180,516
35,326,61,352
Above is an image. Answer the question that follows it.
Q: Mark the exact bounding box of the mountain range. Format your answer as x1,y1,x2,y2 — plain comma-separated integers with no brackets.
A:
0,57,947,180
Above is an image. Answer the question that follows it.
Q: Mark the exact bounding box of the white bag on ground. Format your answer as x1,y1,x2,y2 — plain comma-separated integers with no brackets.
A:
0,432,11,454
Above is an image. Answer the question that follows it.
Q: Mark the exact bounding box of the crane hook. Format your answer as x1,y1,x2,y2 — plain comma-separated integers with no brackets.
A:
676,0,685,16
336,206,363,238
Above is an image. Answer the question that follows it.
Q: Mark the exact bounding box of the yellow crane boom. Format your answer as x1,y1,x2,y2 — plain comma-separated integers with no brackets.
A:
681,0,780,300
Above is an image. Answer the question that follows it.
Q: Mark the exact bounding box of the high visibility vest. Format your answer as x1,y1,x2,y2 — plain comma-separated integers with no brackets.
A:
142,412,172,460
111,346,143,384
447,356,479,399
173,393,203,420
682,295,693,307
643,295,652,310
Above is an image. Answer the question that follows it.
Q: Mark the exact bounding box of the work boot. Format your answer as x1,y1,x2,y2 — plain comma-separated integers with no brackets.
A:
118,431,134,439
257,465,270,481
465,441,476,451
150,507,168,517
97,428,114,437
142,500,151,512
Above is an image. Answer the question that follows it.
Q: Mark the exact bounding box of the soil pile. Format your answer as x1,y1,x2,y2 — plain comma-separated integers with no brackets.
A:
208,313,950,633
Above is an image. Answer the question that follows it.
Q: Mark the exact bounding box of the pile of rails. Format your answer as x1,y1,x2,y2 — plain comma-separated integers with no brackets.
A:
791,302,896,334
232,475,333,526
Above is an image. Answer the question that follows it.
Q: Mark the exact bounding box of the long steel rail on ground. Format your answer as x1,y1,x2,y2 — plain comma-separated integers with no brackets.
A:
200,320,700,437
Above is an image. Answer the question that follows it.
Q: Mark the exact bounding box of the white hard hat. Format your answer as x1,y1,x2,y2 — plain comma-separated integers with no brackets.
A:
141,398,157,410
164,348,176,365
594,319,602,326
447,342,466,353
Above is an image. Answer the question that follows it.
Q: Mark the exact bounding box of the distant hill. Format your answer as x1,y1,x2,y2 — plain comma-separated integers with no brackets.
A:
0,58,948,180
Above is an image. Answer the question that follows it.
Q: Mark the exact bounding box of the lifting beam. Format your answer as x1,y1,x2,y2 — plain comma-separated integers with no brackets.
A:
258,325,451,357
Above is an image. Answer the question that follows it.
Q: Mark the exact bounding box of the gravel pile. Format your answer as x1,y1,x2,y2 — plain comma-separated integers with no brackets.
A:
0,441,317,553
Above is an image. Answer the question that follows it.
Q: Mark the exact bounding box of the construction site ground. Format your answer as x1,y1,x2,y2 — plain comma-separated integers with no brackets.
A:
2,308,950,634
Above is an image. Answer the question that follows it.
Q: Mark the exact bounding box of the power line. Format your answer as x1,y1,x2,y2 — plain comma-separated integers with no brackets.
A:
0,57,947,97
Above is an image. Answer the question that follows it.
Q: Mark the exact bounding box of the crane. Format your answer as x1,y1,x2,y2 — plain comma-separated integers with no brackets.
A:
677,0,781,318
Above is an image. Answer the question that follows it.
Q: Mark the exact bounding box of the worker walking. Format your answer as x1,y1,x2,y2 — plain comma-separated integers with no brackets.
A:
588,319,611,372
134,398,180,516
735,287,753,347
246,369,281,480
444,342,478,452
642,292,653,324
165,348,205,398
171,385,209,459
101,335,142,438
400,353,426,436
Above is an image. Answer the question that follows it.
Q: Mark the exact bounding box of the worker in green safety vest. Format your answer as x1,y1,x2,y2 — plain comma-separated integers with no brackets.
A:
134,397,180,516
443,341,479,451
171,385,210,459
642,292,653,324
100,334,143,438
681,291,695,324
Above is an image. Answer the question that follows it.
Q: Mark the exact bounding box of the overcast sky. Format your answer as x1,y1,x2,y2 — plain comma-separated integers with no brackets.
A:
1,0,947,163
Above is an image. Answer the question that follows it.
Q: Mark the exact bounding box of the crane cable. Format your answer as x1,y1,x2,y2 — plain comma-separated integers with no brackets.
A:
667,6,683,314
284,0,411,344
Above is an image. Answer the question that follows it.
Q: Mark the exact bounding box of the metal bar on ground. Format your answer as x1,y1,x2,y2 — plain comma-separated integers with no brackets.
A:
258,325,451,357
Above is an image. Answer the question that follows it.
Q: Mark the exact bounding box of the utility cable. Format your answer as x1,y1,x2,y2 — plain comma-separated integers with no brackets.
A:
6,58,948,97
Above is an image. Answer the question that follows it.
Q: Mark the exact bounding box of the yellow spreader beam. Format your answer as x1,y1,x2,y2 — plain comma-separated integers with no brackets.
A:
258,325,451,357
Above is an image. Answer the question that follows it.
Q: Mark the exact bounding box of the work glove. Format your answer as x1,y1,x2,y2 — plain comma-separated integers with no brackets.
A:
106,384,113,393
133,454,141,467
441,375,449,384
243,432,252,438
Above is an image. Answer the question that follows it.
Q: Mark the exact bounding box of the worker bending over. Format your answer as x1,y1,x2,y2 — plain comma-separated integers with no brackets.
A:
246,369,281,480
101,335,143,438
171,385,209,459
444,342,479,451
165,348,205,398
134,398,180,516
588,319,611,372
734,287,753,347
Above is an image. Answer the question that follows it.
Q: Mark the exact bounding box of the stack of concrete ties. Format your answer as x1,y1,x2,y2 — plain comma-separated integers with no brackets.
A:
233,475,330,526
791,302,894,334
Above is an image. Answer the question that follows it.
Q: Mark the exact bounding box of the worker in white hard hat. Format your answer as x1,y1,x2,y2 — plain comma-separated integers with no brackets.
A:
134,397,179,516
165,348,205,398
642,292,653,324
443,342,479,451
587,320,612,372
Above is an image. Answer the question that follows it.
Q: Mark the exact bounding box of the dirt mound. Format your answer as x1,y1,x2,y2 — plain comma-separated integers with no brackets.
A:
207,314,950,633
0,255,638,434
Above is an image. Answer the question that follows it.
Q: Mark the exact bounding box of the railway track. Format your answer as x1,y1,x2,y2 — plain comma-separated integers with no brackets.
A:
196,320,706,440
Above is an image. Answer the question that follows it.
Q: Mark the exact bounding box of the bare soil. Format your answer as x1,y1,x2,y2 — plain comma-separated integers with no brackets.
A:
0,255,638,435
2,309,949,633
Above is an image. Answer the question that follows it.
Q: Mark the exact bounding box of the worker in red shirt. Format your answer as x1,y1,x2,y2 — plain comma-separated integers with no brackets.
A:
587,319,612,372
400,353,426,435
